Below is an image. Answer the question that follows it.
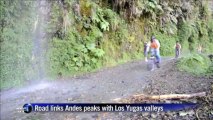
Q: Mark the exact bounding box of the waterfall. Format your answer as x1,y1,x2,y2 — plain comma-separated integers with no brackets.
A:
32,0,50,80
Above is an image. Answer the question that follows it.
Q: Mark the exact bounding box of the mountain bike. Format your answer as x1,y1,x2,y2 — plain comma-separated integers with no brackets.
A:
147,55,160,71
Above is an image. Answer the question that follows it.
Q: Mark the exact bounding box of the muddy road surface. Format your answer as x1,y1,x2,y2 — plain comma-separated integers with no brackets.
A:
1,58,212,120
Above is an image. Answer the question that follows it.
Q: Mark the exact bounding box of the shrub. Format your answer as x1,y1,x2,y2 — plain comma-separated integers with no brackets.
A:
48,28,105,76
154,32,177,56
177,54,211,75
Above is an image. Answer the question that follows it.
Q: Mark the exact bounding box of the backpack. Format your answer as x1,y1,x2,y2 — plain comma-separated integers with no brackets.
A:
151,41,158,49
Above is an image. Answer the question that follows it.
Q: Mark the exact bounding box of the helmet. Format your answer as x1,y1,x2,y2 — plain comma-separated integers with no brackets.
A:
151,36,155,40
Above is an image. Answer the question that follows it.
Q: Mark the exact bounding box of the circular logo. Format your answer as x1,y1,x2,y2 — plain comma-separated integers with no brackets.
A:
23,104,32,113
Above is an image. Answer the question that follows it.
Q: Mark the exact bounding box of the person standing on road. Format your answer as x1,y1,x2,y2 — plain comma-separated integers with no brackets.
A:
150,36,161,68
174,41,181,58
144,41,150,62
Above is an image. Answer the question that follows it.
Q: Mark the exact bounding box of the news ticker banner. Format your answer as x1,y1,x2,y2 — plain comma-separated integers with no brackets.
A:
22,103,198,113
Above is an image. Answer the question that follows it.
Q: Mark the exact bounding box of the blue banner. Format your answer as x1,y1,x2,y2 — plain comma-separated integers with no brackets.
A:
23,103,197,113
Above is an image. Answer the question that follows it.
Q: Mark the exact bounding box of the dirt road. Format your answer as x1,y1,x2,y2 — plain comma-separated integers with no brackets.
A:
1,58,212,120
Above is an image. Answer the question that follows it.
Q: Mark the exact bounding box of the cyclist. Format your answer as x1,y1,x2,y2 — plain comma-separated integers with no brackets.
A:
150,36,161,68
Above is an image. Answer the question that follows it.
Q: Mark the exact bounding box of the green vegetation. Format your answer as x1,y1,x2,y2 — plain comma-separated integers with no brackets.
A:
153,32,176,56
177,54,213,78
0,1,37,89
47,0,145,76
47,0,213,78
177,54,211,75
0,0,213,89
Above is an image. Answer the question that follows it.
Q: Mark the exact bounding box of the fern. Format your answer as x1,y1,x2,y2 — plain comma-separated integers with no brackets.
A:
90,26,103,40
86,43,96,50
100,20,109,31
93,48,105,57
